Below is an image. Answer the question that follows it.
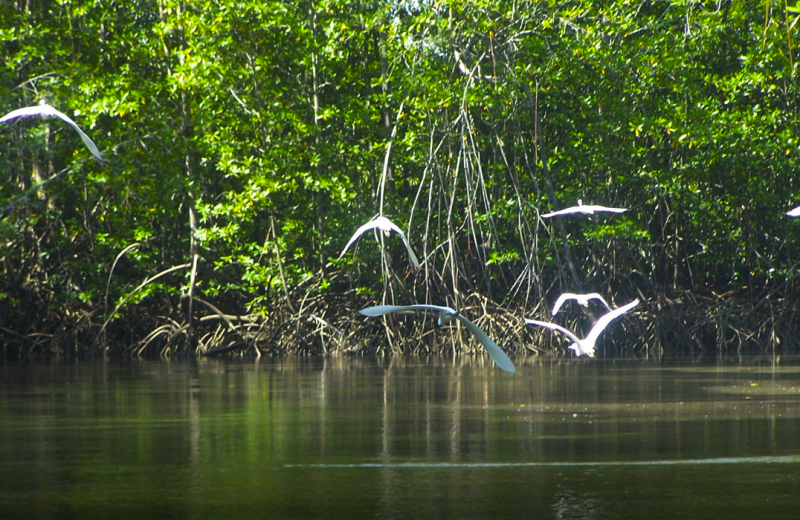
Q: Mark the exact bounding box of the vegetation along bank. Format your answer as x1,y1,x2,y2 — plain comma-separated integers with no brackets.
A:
1,1,799,359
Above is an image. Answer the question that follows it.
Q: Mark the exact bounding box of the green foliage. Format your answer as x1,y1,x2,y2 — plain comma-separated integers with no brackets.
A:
1,0,800,354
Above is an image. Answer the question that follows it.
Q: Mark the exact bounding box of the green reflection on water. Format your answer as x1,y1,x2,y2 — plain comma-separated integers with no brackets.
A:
0,357,799,519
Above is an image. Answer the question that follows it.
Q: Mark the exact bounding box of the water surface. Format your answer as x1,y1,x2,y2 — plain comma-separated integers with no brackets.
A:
1,356,799,519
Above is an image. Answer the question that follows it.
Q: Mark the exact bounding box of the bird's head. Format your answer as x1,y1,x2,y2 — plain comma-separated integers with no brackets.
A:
437,310,458,327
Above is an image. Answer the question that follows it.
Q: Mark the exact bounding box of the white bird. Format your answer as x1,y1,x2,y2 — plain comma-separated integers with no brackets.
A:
551,292,612,315
787,206,800,217
339,216,420,268
0,103,103,160
542,199,627,218
359,304,515,373
526,299,640,357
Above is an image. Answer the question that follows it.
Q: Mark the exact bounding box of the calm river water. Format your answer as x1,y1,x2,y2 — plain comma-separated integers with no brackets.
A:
1,356,799,519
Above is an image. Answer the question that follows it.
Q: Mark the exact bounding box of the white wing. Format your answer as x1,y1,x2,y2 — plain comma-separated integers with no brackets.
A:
583,299,640,346
358,304,455,318
551,293,574,315
542,207,579,218
338,216,420,268
359,304,515,373
0,105,52,123
455,315,516,373
580,205,627,214
525,319,583,346
551,292,612,315
0,104,102,160
338,219,383,259
542,204,626,218
787,206,800,217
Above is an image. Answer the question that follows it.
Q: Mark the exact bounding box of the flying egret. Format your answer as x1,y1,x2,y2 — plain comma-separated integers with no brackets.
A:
526,299,640,357
339,216,420,268
787,206,800,217
551,292,612,315
0,103,103,160
542,200,627,218
359,304,516,373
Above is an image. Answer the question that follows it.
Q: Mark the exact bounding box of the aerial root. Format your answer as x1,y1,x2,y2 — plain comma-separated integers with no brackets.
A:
123,287,800,359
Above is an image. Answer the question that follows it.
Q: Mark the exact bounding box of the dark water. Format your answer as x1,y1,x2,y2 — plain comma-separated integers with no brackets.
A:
1,356,800,519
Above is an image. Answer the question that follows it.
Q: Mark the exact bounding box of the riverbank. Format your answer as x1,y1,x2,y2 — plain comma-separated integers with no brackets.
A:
3,281,797,359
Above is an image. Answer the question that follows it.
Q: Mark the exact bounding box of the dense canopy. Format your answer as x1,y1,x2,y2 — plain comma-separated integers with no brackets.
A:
1,0,799,357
